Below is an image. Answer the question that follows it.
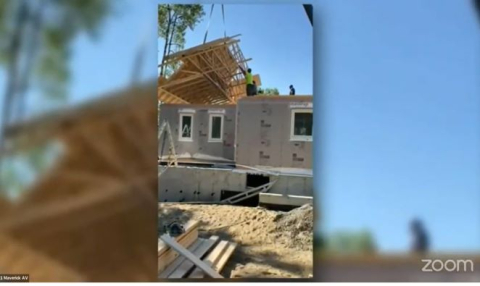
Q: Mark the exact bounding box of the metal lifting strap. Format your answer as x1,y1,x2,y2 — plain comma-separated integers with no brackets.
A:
203,4,215,44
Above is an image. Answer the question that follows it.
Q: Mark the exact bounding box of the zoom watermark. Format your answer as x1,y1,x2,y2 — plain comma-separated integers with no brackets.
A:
422,259,474,272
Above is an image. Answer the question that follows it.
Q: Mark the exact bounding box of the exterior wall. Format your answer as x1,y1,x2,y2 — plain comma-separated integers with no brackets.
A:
235,96,313,169
158,104,236,162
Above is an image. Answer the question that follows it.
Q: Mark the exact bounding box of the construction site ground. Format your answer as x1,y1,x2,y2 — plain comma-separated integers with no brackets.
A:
159,203,313,278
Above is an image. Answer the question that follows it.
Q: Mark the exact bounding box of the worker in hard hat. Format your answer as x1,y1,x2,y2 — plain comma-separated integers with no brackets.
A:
239,66,255,96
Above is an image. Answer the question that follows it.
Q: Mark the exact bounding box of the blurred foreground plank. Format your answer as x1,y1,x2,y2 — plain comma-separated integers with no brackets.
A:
0,234,84,282
0,82,158,281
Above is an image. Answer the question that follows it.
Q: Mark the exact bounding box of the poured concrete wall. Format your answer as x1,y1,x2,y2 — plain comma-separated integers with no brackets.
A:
236,96,313,169
158,166,313,206
158,104,236,161
159,167,246,202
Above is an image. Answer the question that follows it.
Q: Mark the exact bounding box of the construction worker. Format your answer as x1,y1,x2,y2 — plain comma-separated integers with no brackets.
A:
289,85,296,95
409,218,429,255
239,65,255,96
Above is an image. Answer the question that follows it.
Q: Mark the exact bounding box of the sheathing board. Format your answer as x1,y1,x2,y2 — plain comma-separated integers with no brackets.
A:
159,96,313,169
236,96,313,169
158,104,237,162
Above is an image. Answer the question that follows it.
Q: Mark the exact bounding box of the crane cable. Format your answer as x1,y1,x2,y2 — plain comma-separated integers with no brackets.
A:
221,4,226,38
203,4,227,44
203,4,215,44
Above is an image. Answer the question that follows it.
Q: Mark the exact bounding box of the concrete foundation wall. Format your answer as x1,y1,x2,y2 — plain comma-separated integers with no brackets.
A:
236,96,313,169
158,104,236,161
158,166,313,206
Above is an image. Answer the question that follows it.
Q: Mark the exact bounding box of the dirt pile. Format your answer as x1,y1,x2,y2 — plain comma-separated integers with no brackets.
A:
158,203,314,250
273,204,314,251
158,203,314,278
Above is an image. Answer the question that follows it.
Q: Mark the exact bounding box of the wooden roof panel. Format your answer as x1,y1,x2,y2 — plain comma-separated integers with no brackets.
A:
158,36,254,105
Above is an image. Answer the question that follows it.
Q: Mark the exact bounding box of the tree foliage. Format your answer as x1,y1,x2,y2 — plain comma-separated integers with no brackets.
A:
158,4,204,77
0,0,115,112
324,230,377,255
0,0,115,194
258,87,280,95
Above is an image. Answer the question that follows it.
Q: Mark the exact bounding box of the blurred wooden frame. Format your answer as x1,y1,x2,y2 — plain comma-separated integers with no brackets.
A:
0,82,159,281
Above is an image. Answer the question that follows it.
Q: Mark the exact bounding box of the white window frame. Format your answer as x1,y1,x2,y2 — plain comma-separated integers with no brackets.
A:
179,113,194,142
208,114,224,143
290,109,313,142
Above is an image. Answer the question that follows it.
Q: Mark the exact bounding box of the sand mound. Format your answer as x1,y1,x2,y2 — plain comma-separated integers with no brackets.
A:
274,204,314,251
158,203,313,250
158,203,313,278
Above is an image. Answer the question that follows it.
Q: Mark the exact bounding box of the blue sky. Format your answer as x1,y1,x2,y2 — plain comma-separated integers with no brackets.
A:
319,0,480,252
157,4,313,95
67,1,158,105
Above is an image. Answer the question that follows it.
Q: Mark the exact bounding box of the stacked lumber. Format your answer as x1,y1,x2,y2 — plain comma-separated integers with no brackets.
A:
158,220,237,279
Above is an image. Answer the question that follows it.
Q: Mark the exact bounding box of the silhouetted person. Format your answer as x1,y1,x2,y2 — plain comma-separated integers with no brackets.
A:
410,218,429,255
289,85,295,95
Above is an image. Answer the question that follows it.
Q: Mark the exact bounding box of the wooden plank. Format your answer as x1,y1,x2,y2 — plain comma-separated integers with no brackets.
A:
160,234,223,279
158,220,199,255
158,227,198,273
159,74,204,88
168,236,220,279
163,35,241,62
158,220,199,272
158,88,189,104
159,238,204,278
259,193,313,207
189,240,229,278
213,242,237,273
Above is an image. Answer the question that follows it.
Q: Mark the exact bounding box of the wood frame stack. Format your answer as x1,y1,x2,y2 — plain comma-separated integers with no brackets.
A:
158,220,237,279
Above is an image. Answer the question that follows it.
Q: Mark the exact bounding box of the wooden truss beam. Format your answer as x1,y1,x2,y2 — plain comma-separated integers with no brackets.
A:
163,34,241,62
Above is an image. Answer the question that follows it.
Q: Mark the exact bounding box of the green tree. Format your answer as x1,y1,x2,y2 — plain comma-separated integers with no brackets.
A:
0,0,115,194
258,87,280,95
325,230,377,255
0,0,115,125
314,233,326,250
158,4,205,77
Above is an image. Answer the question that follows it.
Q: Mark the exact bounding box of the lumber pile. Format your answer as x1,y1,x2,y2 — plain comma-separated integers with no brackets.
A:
158,220,237,279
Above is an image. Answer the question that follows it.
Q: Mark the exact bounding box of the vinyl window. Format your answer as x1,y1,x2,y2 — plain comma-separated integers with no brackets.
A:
179,114,193,142
290,109,313,141
208,114,223,142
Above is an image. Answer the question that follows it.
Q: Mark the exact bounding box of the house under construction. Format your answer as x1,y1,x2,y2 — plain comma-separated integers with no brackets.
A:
158,36,314,207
